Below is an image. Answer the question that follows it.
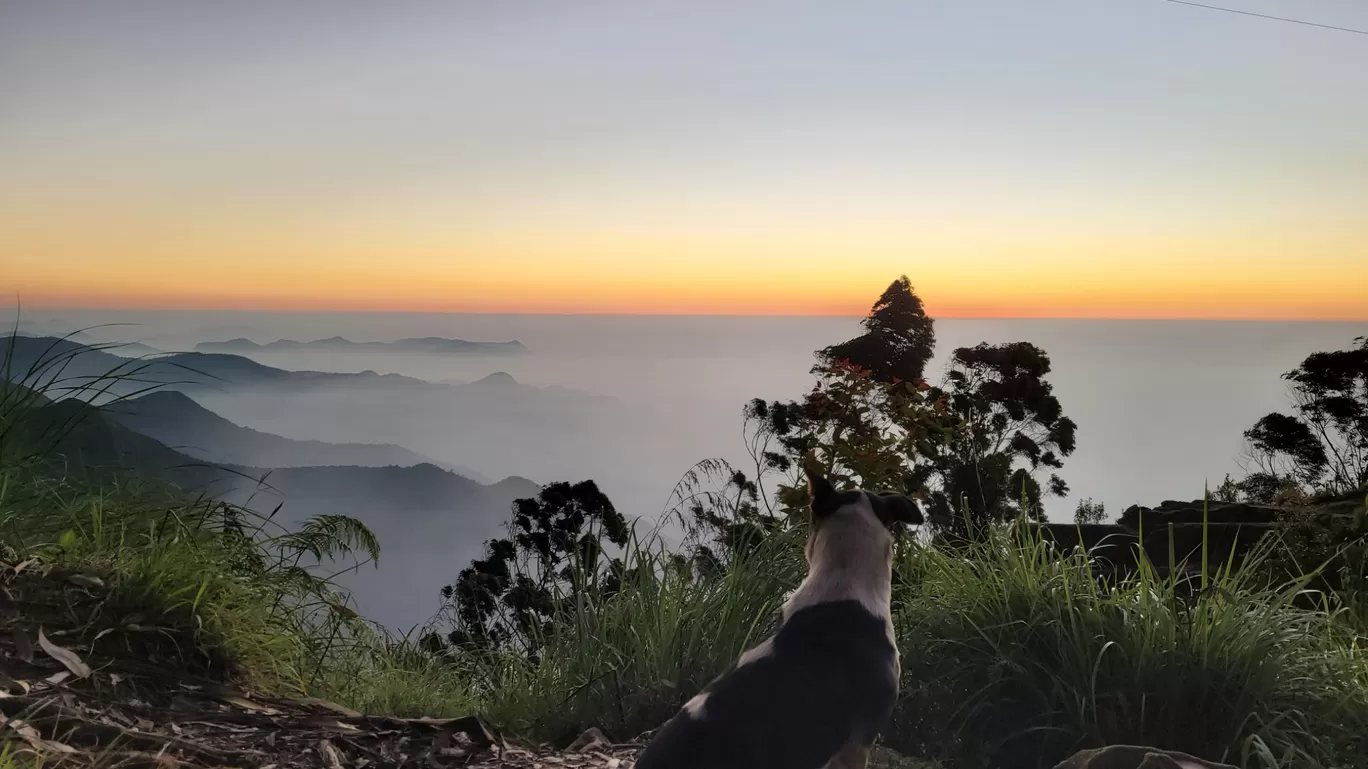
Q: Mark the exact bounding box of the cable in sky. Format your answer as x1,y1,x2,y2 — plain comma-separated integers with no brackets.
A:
1163,0,1368,36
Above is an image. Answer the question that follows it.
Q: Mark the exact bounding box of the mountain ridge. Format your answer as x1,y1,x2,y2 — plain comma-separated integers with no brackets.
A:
196,336,528,356
105,390,496,484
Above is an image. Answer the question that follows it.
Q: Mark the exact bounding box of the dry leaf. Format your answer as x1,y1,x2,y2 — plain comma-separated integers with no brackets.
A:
41,738,79,754
37,628,92,678
45,671,72,686
0,675,30,697
222,695,279,714
319,738,346,769
68,573,104,589
10,720,43,746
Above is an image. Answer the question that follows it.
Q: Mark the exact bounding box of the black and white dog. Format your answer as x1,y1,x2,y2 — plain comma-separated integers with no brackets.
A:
633,472,920,769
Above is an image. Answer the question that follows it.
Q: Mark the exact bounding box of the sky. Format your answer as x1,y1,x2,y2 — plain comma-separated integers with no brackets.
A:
2,0,1366,319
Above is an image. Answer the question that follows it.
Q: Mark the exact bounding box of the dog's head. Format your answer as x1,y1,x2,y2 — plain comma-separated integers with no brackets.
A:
807,472,923,531
803,470,923,565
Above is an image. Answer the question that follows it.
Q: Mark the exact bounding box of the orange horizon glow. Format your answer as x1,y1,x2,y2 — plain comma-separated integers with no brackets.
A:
4,282,1365,321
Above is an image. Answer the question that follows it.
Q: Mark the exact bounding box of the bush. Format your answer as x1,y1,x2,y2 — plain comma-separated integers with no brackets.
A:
888,521,1368,769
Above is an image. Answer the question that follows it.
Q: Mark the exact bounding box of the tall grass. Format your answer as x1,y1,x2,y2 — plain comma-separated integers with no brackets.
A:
480,526,804,743
889,519,1368,769
453,509,1366,767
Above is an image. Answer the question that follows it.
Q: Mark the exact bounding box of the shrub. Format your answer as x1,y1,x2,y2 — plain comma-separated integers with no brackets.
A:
888,521,1368,769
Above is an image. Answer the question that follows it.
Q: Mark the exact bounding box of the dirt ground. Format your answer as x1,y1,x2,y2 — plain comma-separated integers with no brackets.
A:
1,562,936,768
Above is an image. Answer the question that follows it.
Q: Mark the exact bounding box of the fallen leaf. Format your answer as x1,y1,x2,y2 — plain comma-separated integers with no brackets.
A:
319,738,346,769
12,558,36,575
37,628,91,678
10,720,43,746
221,695,278,714
41,738,79,754
45,671,72,686
0,675,30,696
12,629,33,663
68,573,104,589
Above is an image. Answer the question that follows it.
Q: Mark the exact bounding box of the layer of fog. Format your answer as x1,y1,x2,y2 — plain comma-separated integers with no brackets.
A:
32,311,1365,519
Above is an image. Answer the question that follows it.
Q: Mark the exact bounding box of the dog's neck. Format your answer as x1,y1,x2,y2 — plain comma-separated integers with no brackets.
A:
782,508,894,623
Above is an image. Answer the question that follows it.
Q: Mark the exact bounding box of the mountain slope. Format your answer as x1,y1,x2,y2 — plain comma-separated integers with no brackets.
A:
106,391,492,482
12,397,541,628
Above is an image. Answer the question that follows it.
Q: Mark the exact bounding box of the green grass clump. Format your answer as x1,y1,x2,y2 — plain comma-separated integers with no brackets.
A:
0,468,378,692
479,528,804,743
888,521,1368,769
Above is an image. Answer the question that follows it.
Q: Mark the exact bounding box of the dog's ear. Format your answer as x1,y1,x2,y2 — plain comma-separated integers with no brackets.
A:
807,471,837,519
877,493,923,527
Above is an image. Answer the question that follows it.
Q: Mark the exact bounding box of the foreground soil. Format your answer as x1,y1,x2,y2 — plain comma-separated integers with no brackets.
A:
1,561,932,768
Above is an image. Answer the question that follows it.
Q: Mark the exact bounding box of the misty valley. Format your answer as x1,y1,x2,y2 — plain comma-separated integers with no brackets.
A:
2,330,651,630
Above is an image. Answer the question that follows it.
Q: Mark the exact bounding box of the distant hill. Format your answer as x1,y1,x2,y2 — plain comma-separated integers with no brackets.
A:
107,341,165,357
13,396,542,629
0,336,437,397
106,390,493,483
196,336,528,356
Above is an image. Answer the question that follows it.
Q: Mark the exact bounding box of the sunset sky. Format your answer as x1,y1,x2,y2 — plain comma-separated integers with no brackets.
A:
2,1,1366,319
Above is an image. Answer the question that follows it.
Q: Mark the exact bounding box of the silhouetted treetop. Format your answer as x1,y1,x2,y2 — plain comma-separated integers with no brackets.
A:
817,276,935,385
1242,335,1368,497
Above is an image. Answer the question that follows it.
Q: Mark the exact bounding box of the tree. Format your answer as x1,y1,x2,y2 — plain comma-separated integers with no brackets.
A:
919,342,1077,538
1243,336,1368,497
816,276,936,385
742,358,960,523
1073,498,1107,525
441,479,629,655
737,281,1076,542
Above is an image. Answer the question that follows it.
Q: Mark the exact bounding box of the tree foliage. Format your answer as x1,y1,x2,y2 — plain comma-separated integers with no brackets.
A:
744,360,961,521
920,342,1077,537
733,278,1076,541
816,275,936,385
1243,336,1368,498
1073,498,1107,525
440,480,629,654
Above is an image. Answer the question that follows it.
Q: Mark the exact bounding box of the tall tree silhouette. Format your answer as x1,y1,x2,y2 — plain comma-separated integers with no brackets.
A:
1242,336,1368,498
739,278,1074,541
816,275,935,384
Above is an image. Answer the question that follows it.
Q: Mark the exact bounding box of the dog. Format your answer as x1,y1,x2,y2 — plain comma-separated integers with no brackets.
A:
633,471,921,769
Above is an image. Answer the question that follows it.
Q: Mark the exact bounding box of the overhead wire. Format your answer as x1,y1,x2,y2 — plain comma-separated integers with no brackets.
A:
1161,0,1368,36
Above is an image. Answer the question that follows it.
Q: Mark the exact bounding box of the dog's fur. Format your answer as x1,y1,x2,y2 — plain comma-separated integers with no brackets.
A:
632,473,921,769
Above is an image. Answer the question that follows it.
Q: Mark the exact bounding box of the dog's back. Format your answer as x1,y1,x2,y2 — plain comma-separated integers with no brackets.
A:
633,598,898,769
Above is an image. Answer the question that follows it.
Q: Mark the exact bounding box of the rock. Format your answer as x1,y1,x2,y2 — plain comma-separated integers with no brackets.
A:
567,726,612,752
1052,745,1240,769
